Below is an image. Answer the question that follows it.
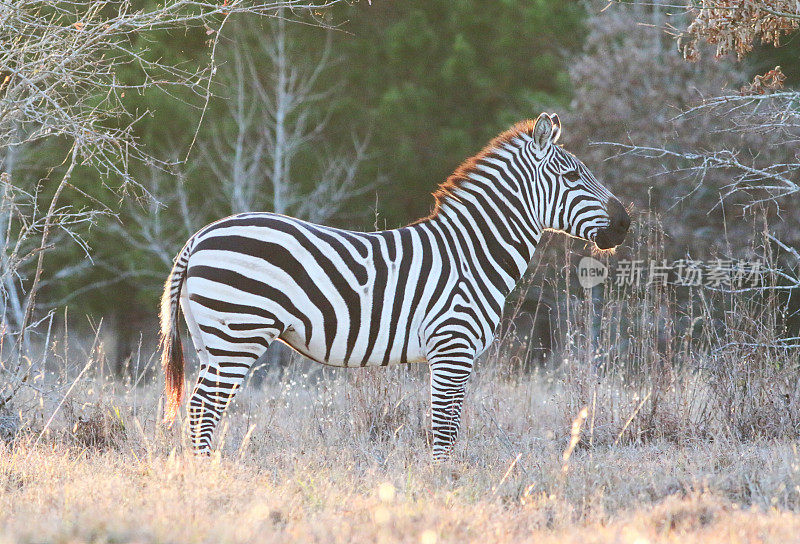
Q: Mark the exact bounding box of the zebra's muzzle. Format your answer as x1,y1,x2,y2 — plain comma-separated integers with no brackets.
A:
594,199,630,250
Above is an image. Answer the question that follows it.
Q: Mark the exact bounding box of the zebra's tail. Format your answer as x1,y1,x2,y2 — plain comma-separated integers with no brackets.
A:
160,242,192,424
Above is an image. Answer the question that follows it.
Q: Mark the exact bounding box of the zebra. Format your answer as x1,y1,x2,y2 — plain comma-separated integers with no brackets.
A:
159,113,630,461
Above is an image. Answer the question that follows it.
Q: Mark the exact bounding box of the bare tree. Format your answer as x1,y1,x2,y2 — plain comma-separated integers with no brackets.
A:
0,1,340,173
0,0,342,416
111,15,377,373
123,14,376,285
595,1,800,258
566,0,751,252
201,15,374,223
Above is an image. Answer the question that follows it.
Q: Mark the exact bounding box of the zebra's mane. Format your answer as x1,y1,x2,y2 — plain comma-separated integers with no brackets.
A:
413,119,538,225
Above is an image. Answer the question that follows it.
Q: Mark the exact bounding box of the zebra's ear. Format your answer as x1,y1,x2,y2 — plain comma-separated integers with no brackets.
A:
533,113,553,148
550,113,562,144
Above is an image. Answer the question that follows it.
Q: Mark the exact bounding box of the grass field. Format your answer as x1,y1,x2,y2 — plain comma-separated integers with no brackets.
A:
3,221,799,543
3,358,800,544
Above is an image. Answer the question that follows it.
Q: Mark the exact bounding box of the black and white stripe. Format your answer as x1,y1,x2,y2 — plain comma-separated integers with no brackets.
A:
160,113,630,460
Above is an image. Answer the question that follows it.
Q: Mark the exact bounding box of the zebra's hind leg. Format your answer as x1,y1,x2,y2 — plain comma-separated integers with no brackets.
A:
187,325,278,454
428,354,475,462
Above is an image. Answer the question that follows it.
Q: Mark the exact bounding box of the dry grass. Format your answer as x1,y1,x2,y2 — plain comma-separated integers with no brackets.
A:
2,363,800,544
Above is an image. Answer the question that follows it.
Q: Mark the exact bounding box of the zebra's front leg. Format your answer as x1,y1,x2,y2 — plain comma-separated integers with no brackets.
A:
429,356,474,462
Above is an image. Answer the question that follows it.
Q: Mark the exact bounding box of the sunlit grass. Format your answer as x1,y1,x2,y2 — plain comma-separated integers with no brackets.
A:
2,364,800,543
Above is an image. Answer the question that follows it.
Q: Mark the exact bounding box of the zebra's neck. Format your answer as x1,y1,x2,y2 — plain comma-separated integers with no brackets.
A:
423,168,543,297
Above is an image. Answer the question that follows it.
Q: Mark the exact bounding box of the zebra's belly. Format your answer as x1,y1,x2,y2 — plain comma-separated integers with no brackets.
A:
277,327,427,367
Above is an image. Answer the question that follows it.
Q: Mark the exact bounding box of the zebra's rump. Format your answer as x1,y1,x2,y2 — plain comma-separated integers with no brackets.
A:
183,212,432,367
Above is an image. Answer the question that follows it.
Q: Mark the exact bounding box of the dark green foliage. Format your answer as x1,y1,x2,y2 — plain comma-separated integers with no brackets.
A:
326,0,585,223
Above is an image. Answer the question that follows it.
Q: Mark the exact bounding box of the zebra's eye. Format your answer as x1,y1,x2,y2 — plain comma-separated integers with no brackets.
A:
563,170,581,184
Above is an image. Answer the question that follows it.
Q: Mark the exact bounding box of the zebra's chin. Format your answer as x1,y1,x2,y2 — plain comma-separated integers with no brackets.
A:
593,227,627,250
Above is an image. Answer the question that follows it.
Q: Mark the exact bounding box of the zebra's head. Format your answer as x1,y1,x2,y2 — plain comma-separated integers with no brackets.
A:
527,112,629,250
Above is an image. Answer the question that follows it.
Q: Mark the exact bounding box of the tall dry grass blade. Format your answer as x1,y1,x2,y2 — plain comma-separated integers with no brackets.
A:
25,357,92,459
562,406,588,474
613,391,651,447
491,453,522,498
237,423,257,460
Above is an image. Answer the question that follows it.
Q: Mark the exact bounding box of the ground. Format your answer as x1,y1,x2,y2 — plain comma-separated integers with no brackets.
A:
2,363,800,543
